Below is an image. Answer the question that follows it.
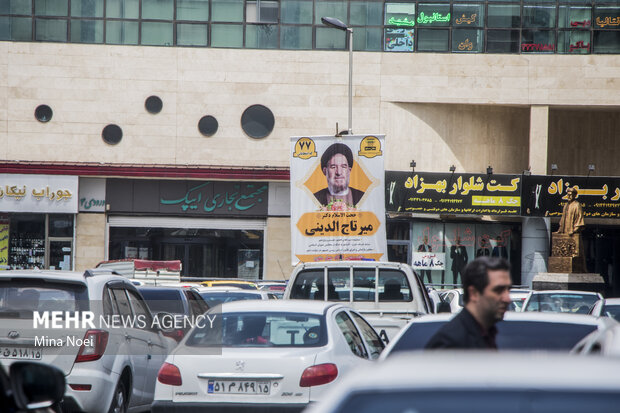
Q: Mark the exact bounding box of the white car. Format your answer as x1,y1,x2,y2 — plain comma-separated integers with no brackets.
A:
152,300,384,412
306,352,620,413
439,288,463,313
0,269,176,413
509,288,531,312
522,290,602,314
589,298,620,321
193,286,276,307
573,322,620,356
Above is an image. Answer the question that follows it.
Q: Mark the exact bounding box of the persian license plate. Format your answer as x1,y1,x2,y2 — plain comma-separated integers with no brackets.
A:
0,347,42,360
207,380,270,394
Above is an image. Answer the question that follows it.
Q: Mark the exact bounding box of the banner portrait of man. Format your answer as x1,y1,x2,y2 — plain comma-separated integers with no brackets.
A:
313,143,365,208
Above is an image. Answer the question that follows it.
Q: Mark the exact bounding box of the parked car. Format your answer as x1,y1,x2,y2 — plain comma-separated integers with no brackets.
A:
522,290,602,314
305,352,620,413
572,323,620,356
509,288,531,312
193,286,276,307
589,298,620,321
257,281,287,298
137,285,210,341
439,288,463,313
284,261,432,343
200,279,259,290
0,269,176,413
380,311,613,358
152,300,384,413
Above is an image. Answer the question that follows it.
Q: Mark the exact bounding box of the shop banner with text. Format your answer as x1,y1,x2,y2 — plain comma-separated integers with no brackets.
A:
386,171,522,216
0,174,78,214
290,135,387,263
523,175,620,218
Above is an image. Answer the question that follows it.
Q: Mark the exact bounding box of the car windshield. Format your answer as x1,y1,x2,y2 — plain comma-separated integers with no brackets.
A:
0,279,89,318
138,288,184,314
524,293,599,314
336,389,620,413
186,312,326,348
198,292,263,307
601,305,620,321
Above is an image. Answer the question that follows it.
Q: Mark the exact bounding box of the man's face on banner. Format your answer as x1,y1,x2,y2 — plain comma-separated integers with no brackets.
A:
324,153,351,194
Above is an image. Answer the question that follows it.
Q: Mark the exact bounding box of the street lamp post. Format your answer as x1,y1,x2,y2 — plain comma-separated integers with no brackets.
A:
321,16,353,135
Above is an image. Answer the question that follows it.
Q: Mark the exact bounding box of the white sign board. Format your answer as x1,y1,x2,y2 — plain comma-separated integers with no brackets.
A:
78,178,106,212
412,252,446,270
290,135,387,263
0,174,78,214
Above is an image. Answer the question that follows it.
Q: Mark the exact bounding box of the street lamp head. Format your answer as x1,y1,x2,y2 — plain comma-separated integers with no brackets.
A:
486,166,493,175
449,165,456,173
321,16,348,31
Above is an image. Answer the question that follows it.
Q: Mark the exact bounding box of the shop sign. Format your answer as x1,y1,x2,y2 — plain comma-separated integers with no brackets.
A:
78,178,106,212
412,252,445,270
386,171,522,216
523,175,620,218
290,135,387,263
106,179,268,217
0,174,78,214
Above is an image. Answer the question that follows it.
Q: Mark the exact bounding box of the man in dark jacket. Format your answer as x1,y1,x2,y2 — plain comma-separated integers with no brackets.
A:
425,257,512,349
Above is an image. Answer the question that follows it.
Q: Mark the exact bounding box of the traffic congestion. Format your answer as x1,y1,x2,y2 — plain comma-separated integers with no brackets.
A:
1,257,620,413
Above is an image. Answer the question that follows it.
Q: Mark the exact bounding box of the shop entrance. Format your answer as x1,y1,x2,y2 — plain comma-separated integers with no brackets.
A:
581,227,620,297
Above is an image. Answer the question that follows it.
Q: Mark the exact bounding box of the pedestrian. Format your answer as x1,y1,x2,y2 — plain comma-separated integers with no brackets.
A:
425,257,512,349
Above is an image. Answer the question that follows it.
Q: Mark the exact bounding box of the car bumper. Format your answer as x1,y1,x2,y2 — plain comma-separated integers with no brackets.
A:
151,401,308,413
63,367,119,413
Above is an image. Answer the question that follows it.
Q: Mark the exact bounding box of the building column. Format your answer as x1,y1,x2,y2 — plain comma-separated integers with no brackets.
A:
528,105,549,175
75,213,106,271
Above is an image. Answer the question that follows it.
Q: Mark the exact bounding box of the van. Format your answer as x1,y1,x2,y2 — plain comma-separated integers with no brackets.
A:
283,261,433,343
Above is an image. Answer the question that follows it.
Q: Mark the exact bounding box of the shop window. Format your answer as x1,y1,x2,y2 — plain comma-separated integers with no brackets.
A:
211,24,244,47
281,0,313,24
177,0,209,22
198,115,218,136
452,4,483,28
384,3,415,27
384,28,414,52
142,0,173,20
106,0,140,19
177,23,208,46
314,1,347,25
241,104,275,138
246,0,279,23
35,18,68,42
417,29,449,52
246,24,279,48
387,244,408,264
70,19,104,44
212,0,244,22
523,6,556,29
280,25,313,49
49,240,72,271
593,31,620,54
350,1,383,26
558,30,591,54
417,4,451,27
141,22,173,46
387,221,410,241
452,29,483,52
35,0,68,16
315,26,346,49
49,215,73,237
488,5,521,29
558,6,591,29
5,0,31,14
0,17,32,41
70,0,103,17
106,21,139,45
9,215,45,270
486,29,520,53
353,27,382,51
521,30,556,53
594,6,620,30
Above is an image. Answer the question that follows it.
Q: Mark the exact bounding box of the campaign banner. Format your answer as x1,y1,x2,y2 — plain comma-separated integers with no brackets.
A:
290,135,387,263
386,171,522,216
412,252,445,270
522,175,620,218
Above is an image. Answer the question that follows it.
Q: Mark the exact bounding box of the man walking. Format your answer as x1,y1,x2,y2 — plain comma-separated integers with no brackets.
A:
425,257,512,349
449,236,468,285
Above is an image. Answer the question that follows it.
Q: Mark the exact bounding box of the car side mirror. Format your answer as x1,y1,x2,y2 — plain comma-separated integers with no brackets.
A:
10,361,65,411
437,301,452,313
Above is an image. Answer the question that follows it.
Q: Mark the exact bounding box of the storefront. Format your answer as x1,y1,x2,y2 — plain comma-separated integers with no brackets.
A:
0,174,78,270
385,171,523,286
105,179,269,279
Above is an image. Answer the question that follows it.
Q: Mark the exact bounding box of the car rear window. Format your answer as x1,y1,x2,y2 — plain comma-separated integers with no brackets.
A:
0,279,89,318
186,312,326,348
138,288,184,314
524,293,599,314
198,292,263,307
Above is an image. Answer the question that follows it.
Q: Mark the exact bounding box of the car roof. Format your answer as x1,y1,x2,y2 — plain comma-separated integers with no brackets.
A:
194,286,248,293
0,270,87,282
295,261,407,269
601,298,620,305
530,290,600,296
410,311,607,326
217,299,341,314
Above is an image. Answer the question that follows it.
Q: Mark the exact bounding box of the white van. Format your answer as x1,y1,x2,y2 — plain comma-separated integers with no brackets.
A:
283,261,433,343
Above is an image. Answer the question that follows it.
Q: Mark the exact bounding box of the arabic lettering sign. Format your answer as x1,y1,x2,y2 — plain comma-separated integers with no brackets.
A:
412,252,445,270
0,174,78,214
78,178,106,213
384,28,414,52
386,171,522,216
106,179,268,216
290,135,387,264
522,175,620,219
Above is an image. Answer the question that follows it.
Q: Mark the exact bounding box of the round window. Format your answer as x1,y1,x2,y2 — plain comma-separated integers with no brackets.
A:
198,115,218,137
102,124,123,145
145,95,163,114
241,104,274,139
34,105,53,122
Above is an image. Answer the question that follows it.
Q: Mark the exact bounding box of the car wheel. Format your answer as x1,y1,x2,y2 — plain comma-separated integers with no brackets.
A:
108,380,127,413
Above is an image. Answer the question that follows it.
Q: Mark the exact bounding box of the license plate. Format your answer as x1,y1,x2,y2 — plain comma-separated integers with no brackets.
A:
207,380,270,394
0,347,42,360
